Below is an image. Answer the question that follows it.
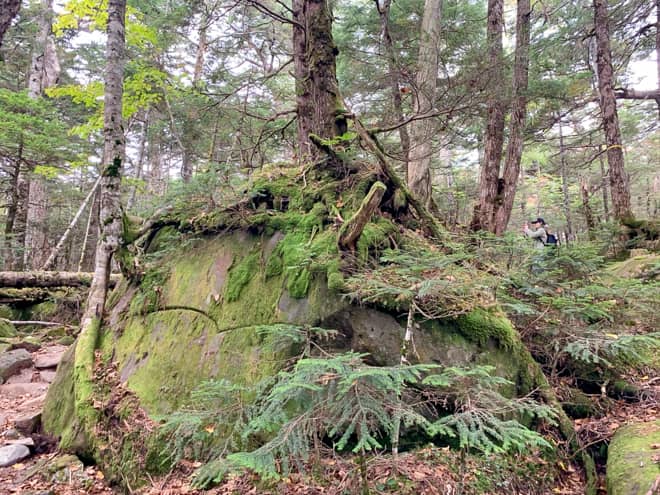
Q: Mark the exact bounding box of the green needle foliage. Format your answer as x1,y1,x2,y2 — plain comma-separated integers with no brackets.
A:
159,324,557,488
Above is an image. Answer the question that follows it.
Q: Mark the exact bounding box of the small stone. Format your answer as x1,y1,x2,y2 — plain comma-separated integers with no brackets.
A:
4,437,35,448
0,444,30,467
34,345,67,369
39,370,57,383
2,428,21,440
0,382,49,398
14,411,41,434
0,348,32,381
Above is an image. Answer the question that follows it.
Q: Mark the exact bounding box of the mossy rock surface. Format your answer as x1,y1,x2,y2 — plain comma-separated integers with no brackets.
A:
43,228,540,483
606,420,660,495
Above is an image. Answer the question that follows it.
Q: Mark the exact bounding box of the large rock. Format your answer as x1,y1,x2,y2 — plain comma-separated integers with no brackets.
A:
42,230,538,479
607,420,660,495
0,348,32,382
0,444,30,467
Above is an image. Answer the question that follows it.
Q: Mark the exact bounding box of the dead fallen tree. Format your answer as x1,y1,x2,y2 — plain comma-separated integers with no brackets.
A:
0,271,121,289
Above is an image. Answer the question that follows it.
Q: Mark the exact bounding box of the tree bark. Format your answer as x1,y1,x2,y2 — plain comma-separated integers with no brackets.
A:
42,176,102,271
471,0,506,232
593,0,633,222
78,189,100,272
3,145,21,270
338,181,386,250
376,0,411,162
580,178,596,240
0,271,120,289
493,0,531,235
599,153,610,222
558,119,573,238
0,0,21,49
24,0,59,269
292,0,342,161
80,0,126,326
407,0,442,208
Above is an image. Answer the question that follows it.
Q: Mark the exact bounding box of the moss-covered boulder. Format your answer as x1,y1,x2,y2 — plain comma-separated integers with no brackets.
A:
607,420,660,495
41,161,563,487
45,231,534,427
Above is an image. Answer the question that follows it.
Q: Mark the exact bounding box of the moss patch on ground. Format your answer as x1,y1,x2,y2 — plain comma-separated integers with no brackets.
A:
607,420,660,495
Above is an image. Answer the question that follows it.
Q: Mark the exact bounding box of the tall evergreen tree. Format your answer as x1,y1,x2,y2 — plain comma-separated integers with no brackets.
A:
593,0,633,222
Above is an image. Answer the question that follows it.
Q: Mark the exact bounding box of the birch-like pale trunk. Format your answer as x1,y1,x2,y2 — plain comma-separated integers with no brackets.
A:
471,0,505,232
78,189,100,272
593,0,632,222
23,0,59,269
80,0,126,327
407,0,442,208
41,176,102,270
493,0,531,235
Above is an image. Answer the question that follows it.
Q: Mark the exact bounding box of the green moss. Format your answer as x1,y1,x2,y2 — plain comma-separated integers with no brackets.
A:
607,420,660,495
129,266,169,315
287,268,311,299
0,305,15,320
225,251,260,302
122,213,142,244
456,308,519,351
356,216,397,260
561,387,597,419
265,251,283,277
0,319,16,338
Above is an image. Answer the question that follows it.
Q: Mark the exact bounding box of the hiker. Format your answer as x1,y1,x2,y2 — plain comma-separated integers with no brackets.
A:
523,217,548,249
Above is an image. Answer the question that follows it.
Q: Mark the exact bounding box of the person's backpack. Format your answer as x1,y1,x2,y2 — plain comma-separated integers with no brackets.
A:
544,230,558,246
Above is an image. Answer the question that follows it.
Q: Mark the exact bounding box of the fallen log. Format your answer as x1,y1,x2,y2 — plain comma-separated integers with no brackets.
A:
338,181,387,250
0,271,121,289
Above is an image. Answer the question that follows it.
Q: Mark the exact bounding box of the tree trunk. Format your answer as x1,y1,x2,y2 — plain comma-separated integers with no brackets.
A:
24,0,59,269
580,178,596,240
377,0,411,162
0,271,120,289
126,110,149,210
656,0,659,119
80,0,126,327
78,189,100,272
407,0,442,208
0,0,21,49
148,115,165,195
593,0,633,222
558,119,573,238
24,179,49,268
599,154,610,222
3,148,21,270
471,0,506,232
493,0,531,235
42,176,102,271
292,0,342,161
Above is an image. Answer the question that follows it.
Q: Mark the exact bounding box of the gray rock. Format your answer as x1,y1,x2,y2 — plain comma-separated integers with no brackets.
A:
0,444,30,467
14,410,41,434
2,428,20,439
0,382,48,398
0,348,32,381
34,346,67,369
4,437,35,448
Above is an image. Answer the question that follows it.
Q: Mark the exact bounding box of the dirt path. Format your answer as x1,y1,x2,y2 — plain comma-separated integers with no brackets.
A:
0,342,114,494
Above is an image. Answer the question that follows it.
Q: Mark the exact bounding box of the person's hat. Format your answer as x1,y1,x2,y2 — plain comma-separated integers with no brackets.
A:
530,217,545,225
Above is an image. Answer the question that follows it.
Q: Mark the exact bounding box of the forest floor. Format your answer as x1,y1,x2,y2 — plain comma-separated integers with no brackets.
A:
1,339,657,494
